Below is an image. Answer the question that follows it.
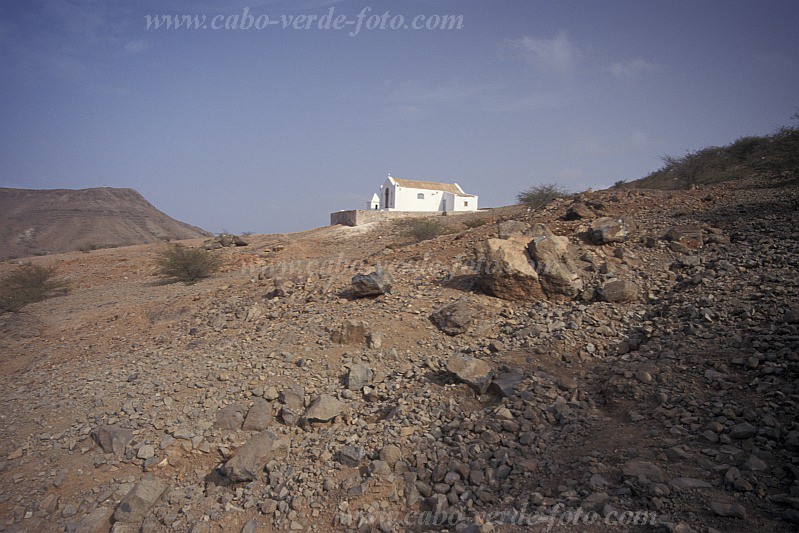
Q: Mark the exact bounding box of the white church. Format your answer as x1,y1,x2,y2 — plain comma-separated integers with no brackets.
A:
367,175,478,212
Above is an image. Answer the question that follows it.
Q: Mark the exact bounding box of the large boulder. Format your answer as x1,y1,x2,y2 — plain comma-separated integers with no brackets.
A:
526,224,583,299
476,237,544,301
113,477,168,523
351,268,393,297
446,354,494,395
222,431,290,482
597,280,640,303
91,425,133,457
589,217,634,244
430,299,478,336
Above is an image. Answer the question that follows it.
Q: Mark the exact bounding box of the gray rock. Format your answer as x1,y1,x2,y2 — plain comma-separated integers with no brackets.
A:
582,492,608,512
430,299,478,336
589,217,633,244
447,354,494,395
91,425,133,457
137,445,155,460
264,386,279,401
379,445,403,468
346,363,373,390
351,268,393,297
488,367,524,397
564,203,596,220
621,459,665,483
242,399,273,432
665,225,703,249
710,501,747,519
338,446,364,467
241,519,259,533
497,220,530,239
113,477,168,523
279,384,305,426
669,477,712,489
742,455,767,471
729,422,757,439
303,394,346,423
73,506,114,533
597,280,640,303
222,431,290,482
215,404,246,431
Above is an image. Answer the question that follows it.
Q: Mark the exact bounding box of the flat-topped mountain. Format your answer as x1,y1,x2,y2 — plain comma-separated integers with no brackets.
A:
0,187,211,261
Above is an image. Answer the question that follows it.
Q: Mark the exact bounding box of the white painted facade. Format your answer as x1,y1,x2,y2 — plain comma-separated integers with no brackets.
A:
369,175,478,212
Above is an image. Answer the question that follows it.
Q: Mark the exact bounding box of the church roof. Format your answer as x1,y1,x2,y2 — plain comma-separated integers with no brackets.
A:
392,178,464,194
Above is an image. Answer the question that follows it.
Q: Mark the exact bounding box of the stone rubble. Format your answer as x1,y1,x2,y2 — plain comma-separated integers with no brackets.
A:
0,176,797,532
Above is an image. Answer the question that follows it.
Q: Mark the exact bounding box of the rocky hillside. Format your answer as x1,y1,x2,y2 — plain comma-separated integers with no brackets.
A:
0,187,211,261
0,176,797,532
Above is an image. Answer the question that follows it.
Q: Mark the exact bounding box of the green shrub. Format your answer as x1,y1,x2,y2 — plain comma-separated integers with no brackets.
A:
155,245,221,284
0,264,70,312
613,180,627,188
517,183,570,208
403,218,451,242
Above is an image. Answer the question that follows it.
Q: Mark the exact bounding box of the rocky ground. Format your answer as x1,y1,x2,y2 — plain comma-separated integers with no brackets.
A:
0,176,797,532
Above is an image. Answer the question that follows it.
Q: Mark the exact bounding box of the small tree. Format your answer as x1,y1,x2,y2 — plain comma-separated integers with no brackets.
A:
517,183,570,208
155,245,221,284
0,264,70,312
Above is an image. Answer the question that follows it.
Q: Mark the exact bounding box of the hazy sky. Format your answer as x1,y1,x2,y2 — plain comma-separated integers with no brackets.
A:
2,1,797,234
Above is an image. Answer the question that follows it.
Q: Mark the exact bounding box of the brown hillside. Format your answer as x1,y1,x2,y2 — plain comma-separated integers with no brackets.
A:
0,187,211,261
0,177,797,532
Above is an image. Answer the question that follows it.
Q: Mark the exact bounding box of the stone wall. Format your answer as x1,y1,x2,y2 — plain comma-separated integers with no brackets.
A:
330,210,448,227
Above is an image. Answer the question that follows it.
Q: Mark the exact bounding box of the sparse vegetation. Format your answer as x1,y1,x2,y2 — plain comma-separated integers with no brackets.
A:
636,125,799,189
403,218,452,242
517,183,570,208
78,243,120,252
613,180,627,188
155,244,221,284
0,263,70,313
462,217,488,229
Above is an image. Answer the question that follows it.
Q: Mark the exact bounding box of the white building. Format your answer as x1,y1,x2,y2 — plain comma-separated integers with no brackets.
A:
367,175,478,212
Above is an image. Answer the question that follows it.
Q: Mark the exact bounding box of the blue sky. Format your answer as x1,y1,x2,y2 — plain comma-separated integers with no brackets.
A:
1,1,797,234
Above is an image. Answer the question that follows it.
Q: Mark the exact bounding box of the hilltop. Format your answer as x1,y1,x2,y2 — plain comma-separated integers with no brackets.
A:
0,187,211,261
629,125,799,190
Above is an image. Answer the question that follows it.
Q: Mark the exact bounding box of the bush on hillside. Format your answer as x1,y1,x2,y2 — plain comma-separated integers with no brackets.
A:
0,264,70,313
637,125,799,189
516,183,570,208
155,245,221,284
462,217,488,229
403,218,452,242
